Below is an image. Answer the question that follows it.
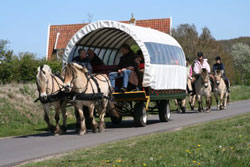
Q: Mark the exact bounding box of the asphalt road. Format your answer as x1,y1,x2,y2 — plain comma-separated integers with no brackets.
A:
1,100,250,167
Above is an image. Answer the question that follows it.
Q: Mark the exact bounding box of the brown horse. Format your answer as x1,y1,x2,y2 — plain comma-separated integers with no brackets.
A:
191,69,212,112
62,63,118,135
213,70,229,110
36,65,67,135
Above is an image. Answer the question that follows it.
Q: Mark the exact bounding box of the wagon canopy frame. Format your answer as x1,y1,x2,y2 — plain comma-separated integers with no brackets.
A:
63,20,187,90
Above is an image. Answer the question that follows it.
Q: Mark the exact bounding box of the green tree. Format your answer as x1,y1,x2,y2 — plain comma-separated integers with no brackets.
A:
0,40,15,83
18,52,40,82
231,43,250,84
171,24,199,60
171,25,235,83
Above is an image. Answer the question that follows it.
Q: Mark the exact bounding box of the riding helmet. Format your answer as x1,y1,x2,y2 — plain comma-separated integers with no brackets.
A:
215,56,221,61
197,52,203,57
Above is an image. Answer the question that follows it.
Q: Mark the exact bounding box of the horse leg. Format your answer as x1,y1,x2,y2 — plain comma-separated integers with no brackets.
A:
190,95,196,110
99,100,108,132
76,104,86,135
61,101,67,134
174,99,179,112
189,95,192,109
219,93,224,110
214,93,219,110
54,104,61,135
200,96,204,112
74,106,80,133
88,104,98,133
197,95,202,112
43,104,54,133
206,96,211,112
181,98,186,113
223,92,228,109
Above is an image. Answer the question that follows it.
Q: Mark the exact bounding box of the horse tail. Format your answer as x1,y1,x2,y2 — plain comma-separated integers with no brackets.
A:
227,93,230,104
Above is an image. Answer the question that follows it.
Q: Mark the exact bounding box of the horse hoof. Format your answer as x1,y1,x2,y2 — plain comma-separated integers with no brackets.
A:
181,107,186,113
99,126,105,133
92,124,99,133
61,126,67,134
54,133,60,136
92,128,98,133
61,129,67,134
79,131,86,136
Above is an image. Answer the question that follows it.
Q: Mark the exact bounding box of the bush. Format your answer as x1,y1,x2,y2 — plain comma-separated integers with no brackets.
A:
0,40,63,84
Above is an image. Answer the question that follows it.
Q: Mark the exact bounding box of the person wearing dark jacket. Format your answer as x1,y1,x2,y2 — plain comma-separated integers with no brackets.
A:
213,56,230,92
109,44,138,92
87,49,104,66
72,48,92,74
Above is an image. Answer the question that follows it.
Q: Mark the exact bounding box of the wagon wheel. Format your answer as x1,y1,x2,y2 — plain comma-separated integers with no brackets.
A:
158,100,171,122
134,102,147,127
111,115,122,124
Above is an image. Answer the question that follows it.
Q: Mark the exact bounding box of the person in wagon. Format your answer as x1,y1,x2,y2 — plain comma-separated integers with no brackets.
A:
109,44,139,92
87,49,105,66
72,48,92,74
136,49,145,73
212,56,230,92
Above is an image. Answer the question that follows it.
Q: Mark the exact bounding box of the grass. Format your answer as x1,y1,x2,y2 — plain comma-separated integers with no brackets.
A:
0,84,250,138
23,113,250,167
0,83,76,137
230,85,250,101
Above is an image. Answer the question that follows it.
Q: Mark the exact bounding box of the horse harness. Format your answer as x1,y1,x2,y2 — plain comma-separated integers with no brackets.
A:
35,73,71,104
73,72,111,101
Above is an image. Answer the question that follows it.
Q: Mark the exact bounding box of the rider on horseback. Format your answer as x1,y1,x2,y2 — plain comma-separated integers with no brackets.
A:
212,56,230,92
192,52,213,92
193,52,211,80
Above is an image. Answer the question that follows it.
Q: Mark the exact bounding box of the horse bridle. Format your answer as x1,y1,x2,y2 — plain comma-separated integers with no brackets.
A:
200,74,209,86
65,65,90,93
37,70,64,96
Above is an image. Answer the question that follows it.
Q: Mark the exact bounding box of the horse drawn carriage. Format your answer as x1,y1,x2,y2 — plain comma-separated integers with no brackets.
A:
62,20,187,127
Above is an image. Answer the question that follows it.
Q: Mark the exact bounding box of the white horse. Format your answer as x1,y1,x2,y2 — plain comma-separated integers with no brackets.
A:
63,63,119,135
213,70,230,110
36,65,67,135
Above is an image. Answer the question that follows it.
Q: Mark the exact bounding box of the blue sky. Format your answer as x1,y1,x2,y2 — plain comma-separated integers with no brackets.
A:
0,0,249,58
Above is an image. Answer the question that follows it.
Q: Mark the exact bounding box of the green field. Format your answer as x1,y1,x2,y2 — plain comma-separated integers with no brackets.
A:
23,113,250,167
0,84,250,138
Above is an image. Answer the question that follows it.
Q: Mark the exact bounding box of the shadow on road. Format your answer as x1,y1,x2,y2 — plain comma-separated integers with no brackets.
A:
13,117,164,138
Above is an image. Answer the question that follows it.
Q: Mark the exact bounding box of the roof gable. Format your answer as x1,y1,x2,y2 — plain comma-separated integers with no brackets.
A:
47,18,171,60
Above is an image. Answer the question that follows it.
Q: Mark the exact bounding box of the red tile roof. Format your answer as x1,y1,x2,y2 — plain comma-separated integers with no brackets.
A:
47,18,171,60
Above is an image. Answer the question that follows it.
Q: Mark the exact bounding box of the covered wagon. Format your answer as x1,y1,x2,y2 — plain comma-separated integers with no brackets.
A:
63,20,187,127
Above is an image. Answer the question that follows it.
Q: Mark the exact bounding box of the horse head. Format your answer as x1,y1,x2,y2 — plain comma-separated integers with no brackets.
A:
200,68,209,88
36,64,52,100
214,70,222,85
62,63,88,92
62,63,75,92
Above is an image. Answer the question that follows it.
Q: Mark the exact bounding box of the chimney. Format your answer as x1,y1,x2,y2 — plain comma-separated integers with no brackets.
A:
129,13,136,25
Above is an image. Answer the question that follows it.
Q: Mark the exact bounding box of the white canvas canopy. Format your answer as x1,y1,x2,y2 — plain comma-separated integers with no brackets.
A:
63,20,187,90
